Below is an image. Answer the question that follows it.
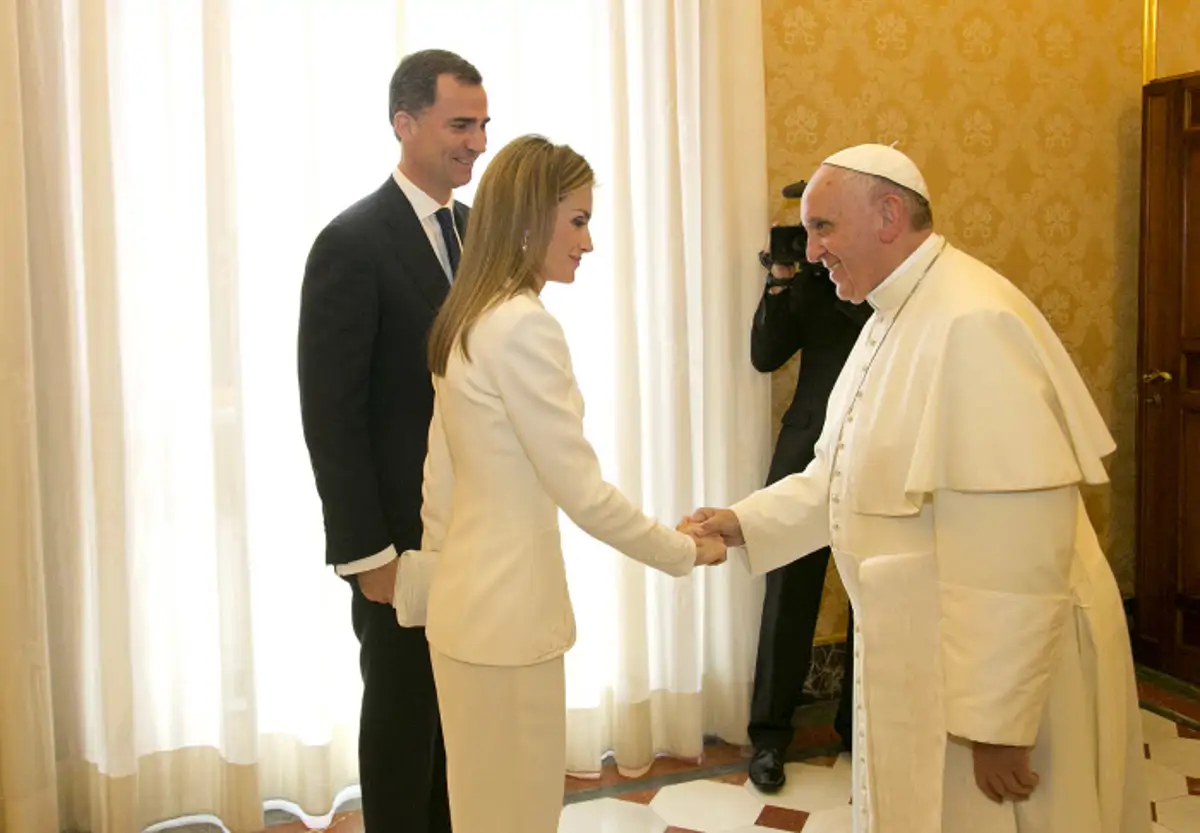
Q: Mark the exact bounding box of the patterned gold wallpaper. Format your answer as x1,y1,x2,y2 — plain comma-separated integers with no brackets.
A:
1158,0,1200,79
761,0,1146,640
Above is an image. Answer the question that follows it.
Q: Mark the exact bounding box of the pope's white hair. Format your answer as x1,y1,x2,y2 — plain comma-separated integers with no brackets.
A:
841,169,934,231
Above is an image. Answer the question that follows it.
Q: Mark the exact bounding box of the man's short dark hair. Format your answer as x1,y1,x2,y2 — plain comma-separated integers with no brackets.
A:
389,49,482,126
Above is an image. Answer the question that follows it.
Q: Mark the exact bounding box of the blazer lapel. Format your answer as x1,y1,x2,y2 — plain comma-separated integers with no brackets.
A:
378,178,450,313
453,201,470,239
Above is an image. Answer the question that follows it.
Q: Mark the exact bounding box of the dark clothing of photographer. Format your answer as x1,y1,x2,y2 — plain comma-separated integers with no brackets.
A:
747,254,871,792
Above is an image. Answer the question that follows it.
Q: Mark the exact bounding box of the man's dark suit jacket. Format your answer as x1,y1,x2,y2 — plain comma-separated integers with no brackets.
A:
751,265,873,478
747,263,872,756
297,176,467,832
298,178,469,566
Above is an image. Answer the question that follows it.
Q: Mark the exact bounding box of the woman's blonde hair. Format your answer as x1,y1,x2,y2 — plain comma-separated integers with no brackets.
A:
427,134,595,376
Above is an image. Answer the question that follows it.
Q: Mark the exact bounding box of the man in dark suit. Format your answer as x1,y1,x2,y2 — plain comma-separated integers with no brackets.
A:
297,49,489,832
746,209,871,793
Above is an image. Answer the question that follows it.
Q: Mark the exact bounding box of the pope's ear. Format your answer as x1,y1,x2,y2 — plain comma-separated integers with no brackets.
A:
877,194,905,243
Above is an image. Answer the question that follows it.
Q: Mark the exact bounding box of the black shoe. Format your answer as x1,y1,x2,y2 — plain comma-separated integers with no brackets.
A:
749,748,786,793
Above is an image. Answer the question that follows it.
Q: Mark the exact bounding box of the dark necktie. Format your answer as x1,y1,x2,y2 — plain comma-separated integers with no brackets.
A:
434,207,461,279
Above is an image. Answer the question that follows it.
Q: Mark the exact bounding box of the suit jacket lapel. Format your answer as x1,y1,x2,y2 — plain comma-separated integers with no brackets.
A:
453,201,470,239
378,178,450,313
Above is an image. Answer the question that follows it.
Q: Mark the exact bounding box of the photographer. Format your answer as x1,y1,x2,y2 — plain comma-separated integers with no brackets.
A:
746,186,871,793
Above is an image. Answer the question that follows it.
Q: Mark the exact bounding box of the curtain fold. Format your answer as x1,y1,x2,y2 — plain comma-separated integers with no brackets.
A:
0,1,771,828
0,0,61,830
562,0,771,773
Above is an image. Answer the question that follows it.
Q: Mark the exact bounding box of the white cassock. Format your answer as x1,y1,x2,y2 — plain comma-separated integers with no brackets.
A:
731,233,1149,833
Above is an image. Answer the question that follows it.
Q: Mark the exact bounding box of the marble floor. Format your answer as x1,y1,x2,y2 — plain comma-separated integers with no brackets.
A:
562,706,1200,832
1145,709,1200,832
281,710,1200,832
560,753,847,832
245,671,1200,833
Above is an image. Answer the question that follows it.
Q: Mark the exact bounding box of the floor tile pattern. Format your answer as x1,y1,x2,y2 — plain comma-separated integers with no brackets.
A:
563,707,1200,832
227,668,1200,832
247,711,1190,833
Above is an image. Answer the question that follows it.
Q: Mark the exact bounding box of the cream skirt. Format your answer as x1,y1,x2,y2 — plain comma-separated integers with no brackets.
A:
430,647,566,833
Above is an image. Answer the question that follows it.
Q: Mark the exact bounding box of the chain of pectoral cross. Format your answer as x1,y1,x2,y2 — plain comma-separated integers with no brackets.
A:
828,238,949,482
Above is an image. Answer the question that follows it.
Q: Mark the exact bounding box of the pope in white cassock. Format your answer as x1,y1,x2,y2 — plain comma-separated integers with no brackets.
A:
688,144,1148,833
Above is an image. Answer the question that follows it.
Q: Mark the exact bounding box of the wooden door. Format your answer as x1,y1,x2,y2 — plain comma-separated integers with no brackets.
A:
1136,71,1200,682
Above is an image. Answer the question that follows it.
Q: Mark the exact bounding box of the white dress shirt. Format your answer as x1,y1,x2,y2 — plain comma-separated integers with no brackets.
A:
391,166,462,281
334,167,462,578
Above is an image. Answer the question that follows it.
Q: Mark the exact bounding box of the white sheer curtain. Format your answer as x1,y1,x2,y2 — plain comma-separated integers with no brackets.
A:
0,1,769,831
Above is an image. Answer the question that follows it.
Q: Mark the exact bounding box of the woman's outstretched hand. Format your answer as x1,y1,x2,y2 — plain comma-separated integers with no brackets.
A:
680,507,745,548
677,519,728,566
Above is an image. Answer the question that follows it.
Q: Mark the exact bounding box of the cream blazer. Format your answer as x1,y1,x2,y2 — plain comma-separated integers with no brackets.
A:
393,291,696,666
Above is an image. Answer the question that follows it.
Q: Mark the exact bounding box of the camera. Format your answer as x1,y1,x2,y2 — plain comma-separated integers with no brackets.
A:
769,225,808,266
762,179,811,267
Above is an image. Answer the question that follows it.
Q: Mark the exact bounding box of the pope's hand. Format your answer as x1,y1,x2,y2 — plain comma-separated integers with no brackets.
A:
972,742,1039,803
682,507,745,548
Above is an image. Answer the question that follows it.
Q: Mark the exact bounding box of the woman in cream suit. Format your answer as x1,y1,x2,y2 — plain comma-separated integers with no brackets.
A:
400,135,727,832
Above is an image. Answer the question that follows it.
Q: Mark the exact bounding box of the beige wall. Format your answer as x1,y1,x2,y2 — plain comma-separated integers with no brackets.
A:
1157,0,1200,79
762,0,1146,640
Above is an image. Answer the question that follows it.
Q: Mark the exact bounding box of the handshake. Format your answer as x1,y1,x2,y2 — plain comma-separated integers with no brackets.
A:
675,507,747,568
